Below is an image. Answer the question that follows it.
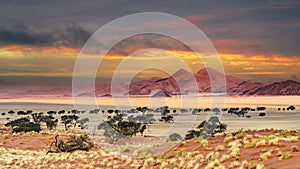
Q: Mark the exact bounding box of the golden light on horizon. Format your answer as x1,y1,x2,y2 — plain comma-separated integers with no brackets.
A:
0,44,300,82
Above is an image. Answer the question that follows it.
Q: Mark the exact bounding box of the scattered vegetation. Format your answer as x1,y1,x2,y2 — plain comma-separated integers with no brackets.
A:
291,145,299,152
185,116,227,139
278,151,291,160
247,160,257,169
78,118,89,129
61,115,79,131
98,120,125,143
98,113,147,143
5,118,41,133
215,145,225,151
32,113,58,130
1,105,299,168
128,114,155,124
168,133,182,142
121,145,153,157
5,118,30,127
1,128,299,168
260,151,272,161
47,134,94,154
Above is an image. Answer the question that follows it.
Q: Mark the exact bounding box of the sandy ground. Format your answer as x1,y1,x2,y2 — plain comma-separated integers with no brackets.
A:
0,96,299,168
1,96,300,109
0,128,300,168
1,108,300,138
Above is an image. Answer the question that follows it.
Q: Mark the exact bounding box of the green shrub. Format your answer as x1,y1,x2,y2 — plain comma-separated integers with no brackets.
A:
185,116,227,140
98,121,126,143
61,115,79,131
5,118,41,133
98,113,147,143
5,118,30,127
278,151,291,160
12,122,41,133
292,145,299,152
185,130,201,140
247,160,257,169
43,116,58,130
168,133,182,142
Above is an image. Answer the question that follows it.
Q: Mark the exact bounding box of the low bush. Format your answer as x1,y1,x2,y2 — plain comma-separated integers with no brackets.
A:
5,118,30,127
47,134,94,153
5,118,41,133
185,116,227,140
291,145,299,152
168,133,182,142
98,113,146,143
12,122,41,133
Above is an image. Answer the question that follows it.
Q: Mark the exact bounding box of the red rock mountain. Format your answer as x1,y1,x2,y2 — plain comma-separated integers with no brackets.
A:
245,80,300,95
126,68,267,96
3,68,300,97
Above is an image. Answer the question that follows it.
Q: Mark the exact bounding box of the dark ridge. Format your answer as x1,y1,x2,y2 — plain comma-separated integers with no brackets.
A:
155,78,168,83
237,81,246,86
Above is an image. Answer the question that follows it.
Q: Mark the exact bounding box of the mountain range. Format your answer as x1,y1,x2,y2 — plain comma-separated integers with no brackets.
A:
1,68,300,97
98,68,300,97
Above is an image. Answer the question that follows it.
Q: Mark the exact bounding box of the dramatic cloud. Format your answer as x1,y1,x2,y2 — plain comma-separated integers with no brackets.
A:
0,22,91,48
186,1,300,56
0,0,300,84
108,34,191,56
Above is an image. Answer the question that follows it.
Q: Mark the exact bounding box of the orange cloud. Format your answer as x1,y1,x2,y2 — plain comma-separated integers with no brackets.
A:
1,43,300,82
2,44,79,55
219,53,300,81
0,44,79,76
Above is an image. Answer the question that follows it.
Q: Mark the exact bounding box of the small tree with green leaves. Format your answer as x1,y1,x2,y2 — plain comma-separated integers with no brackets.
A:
31,113,43,124
128,114,155,124
5,118,30,127
5,117,41,133
61,115,79,131
31,113,58,130
78,118,89,129
185,130,201,140
98,121,125,143
185,116,227,139
43,116,58,130
12,122,41,133
7,110,15,116
98,113,147,143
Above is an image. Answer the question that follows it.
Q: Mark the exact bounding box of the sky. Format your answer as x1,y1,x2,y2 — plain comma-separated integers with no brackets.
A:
1,0,300,87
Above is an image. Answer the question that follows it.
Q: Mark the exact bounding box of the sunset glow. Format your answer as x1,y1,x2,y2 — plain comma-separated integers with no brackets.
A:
0,0,299,86
1,44,300,82
0,2,300,169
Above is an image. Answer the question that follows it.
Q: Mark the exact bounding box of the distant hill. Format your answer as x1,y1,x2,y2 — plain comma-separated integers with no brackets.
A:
2,68,300,97
245,80,300,95
127,68,266,96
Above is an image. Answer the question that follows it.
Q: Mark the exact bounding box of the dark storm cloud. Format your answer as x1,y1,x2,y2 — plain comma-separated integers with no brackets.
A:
0,22,92,47
0,0,300,56
63,24,92,47
189,1,300,56
0,21,192,55
0,29,54,46
109,34,191,56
